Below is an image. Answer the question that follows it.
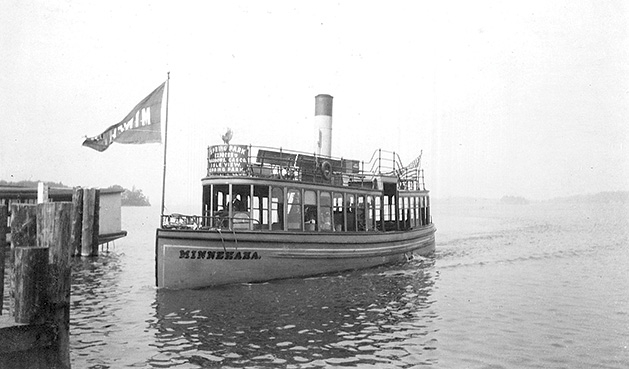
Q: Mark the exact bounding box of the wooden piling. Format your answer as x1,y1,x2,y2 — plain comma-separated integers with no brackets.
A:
0,204,7,315
9,204,38,316
71,188,83,256
10,204,37,247
81,188,96,257
91,189,100,256
0,202,73,368
38,202,72,368
13,247,48,324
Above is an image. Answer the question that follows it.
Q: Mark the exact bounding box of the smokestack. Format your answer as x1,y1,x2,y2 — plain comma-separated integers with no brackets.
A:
314,94,333,157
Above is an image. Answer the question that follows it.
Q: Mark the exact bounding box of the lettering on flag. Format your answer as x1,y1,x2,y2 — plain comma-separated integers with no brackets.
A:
83,82,166,152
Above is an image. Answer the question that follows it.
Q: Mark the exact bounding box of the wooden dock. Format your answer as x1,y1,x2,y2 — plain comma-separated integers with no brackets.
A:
0,198,82,368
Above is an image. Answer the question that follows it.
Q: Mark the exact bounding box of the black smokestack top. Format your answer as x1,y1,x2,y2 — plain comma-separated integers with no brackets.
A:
315,94,333,116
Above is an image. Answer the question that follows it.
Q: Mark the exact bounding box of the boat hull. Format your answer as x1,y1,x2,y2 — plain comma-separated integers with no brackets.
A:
155,225,436,289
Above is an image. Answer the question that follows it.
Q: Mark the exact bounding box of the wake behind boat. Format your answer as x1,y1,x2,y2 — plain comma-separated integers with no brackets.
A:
155,94,435,289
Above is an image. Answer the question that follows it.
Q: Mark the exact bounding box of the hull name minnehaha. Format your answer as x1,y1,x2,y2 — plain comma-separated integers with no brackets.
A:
178,250,261,260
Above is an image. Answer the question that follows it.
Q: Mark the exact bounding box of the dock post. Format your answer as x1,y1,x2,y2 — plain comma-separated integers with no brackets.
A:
91,189,100,256
13,247,48,324
38,202,72,368
1,202,72,368
81,188,100,257
0,204,7,315
10,204,37,248
71,187,84,256
9,204,38,316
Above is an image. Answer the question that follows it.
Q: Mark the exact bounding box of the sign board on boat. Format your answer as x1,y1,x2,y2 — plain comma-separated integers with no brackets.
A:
207,145,249,175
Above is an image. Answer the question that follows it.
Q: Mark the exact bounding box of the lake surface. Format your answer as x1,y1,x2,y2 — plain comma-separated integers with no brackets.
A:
3,199,629,368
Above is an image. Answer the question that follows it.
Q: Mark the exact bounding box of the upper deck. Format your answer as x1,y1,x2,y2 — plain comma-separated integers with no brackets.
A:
204,144,428,194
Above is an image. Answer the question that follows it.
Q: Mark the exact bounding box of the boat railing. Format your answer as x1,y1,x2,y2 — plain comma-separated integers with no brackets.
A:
364,149,426,191
161,213,261,231
245,145,371,185
206,144,426,190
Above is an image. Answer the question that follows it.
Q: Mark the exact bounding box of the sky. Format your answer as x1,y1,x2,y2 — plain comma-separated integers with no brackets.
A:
1,0,627,212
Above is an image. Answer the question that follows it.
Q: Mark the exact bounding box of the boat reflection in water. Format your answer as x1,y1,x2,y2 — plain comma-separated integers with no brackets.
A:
150,258,438,367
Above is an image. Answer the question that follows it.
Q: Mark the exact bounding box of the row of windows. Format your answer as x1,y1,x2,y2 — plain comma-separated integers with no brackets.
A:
202,184,431,232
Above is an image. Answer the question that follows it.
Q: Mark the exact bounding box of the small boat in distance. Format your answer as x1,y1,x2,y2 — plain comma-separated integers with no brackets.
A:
155,94,435,289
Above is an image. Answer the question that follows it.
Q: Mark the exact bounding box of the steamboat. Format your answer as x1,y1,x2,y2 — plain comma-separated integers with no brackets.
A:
155,94,435,289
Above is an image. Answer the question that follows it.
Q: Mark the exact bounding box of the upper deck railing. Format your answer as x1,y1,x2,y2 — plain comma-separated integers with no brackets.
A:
206,144,426,191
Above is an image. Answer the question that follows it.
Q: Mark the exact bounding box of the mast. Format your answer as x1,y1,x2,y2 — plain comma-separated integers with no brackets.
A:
160,72,170,218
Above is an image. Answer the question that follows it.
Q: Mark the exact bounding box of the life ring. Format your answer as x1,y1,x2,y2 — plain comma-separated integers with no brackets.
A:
321,161,332,180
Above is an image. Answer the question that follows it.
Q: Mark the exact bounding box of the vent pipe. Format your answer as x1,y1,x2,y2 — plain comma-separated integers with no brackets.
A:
314,94,333,157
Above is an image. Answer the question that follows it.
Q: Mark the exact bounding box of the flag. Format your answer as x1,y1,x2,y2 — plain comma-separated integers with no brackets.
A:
83,82,166,152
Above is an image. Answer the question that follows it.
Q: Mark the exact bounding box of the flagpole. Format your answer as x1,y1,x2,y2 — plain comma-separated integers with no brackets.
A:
160,72,170,219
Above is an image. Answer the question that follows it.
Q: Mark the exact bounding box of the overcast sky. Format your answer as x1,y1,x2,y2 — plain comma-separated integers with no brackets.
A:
1,1,627,211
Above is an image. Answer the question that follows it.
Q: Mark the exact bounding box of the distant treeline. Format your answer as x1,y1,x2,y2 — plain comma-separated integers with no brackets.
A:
0,180,69,188
107,185,151,207
0,180,150,207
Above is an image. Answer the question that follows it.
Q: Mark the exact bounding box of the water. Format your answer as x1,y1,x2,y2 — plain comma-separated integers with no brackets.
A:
3,199,629,368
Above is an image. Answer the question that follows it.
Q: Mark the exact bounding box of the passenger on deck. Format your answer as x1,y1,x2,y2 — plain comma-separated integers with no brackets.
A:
232,195,246,211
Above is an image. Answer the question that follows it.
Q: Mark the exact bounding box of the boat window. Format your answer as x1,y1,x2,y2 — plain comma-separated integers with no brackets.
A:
253,185,269,230
366,196,374,231
381,195,398,231
420,196,425,226
203,185,211,227
230,185,251,230
375,196,382,230
287,188,302,231
426,196,431,225
304,190,317,231
210,184,230,229
383,195,390,222
346,194,356,231
271,187,284,230
319,192,333,231
410,196,416,227
333,193,344,231
231,185,250,212
399,197,404,229
403,197,410,230
416,196,421,226
357,195,366,231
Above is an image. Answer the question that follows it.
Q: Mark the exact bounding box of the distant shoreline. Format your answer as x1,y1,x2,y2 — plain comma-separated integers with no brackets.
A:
434,191,629,205
0,180,151,207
